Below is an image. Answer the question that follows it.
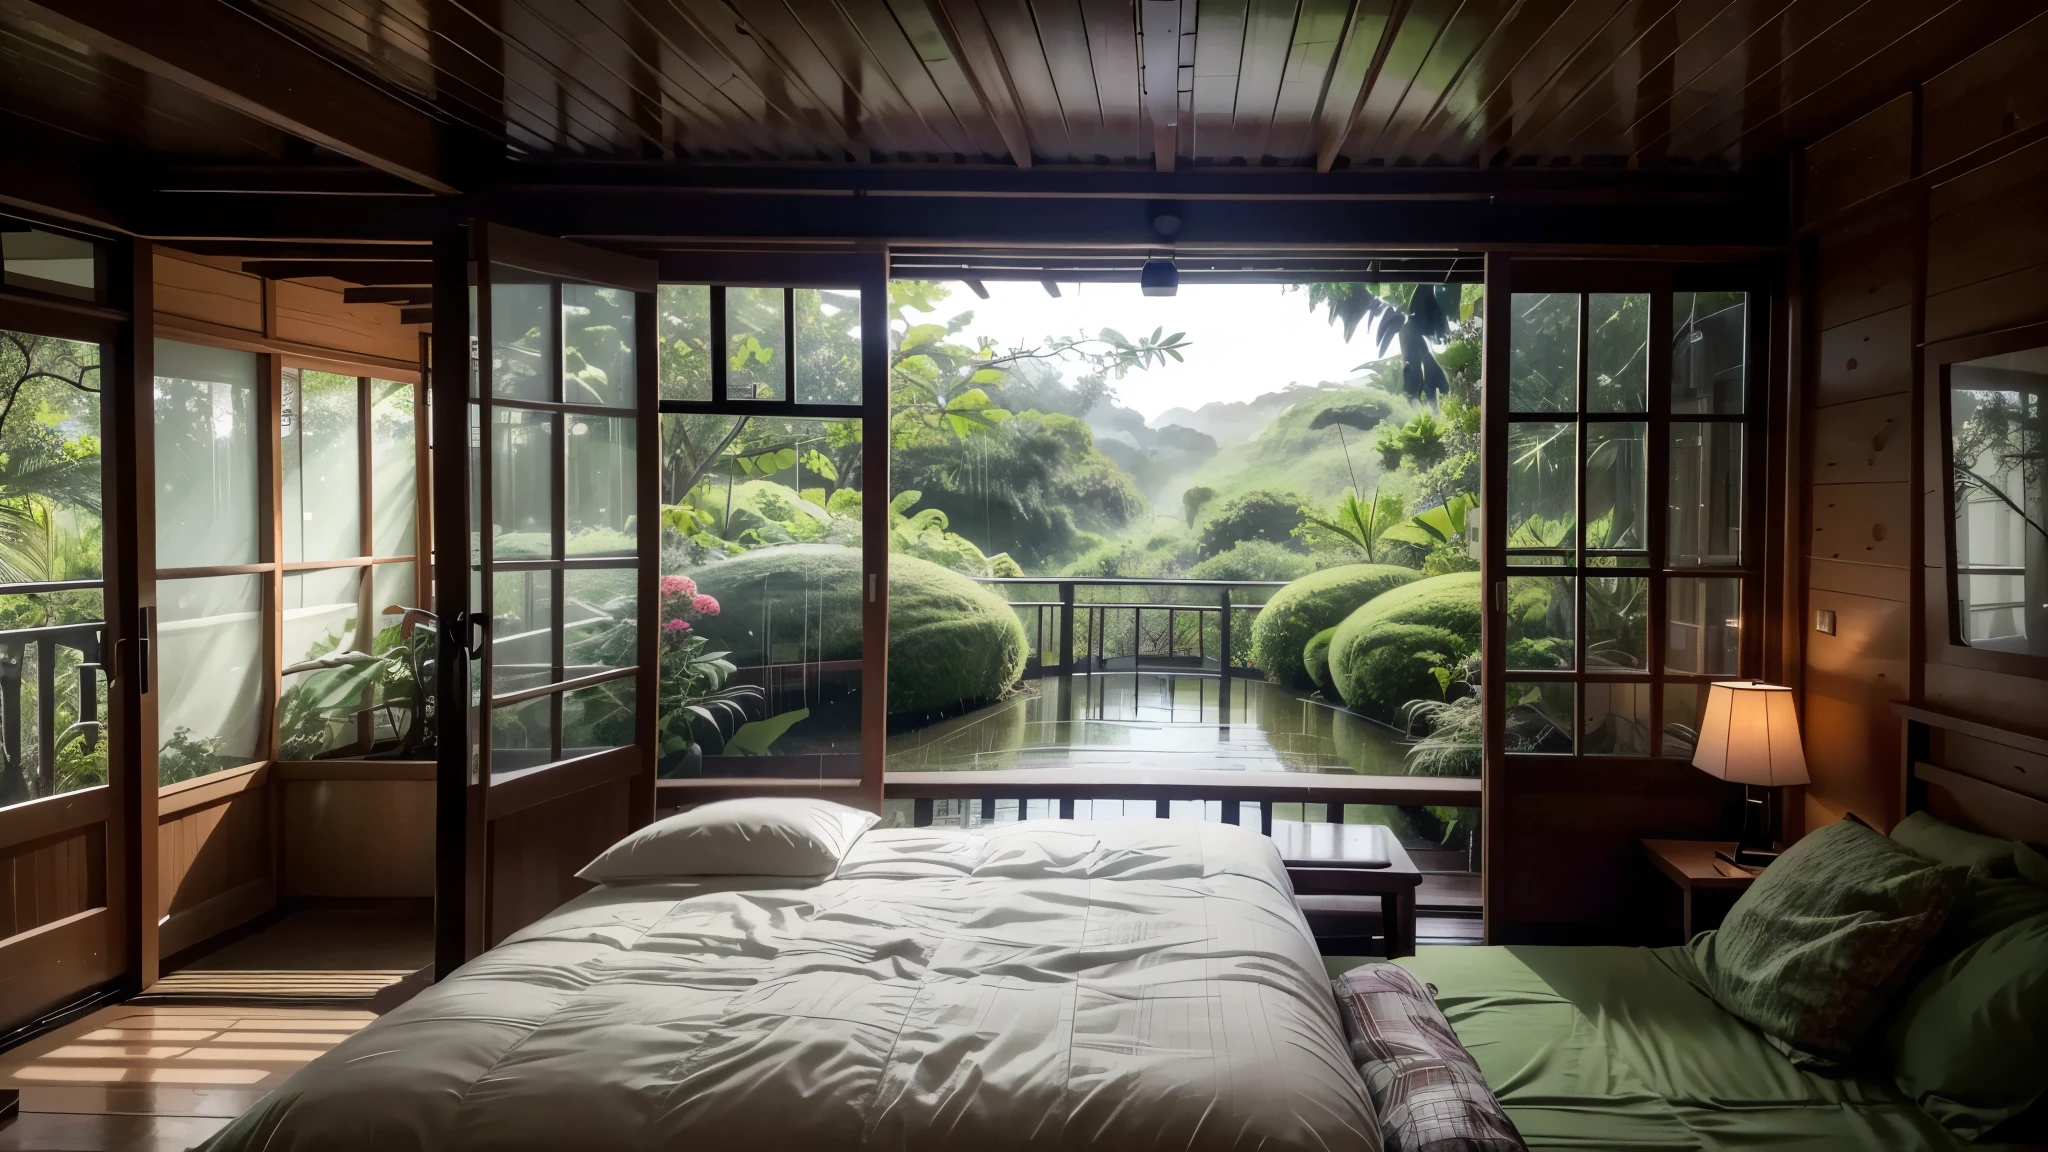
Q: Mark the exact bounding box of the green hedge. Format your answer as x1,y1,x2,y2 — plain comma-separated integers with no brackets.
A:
1303,627,1337,692
1250,564,1421,688
1328,571,1481,722
686,544,1026,717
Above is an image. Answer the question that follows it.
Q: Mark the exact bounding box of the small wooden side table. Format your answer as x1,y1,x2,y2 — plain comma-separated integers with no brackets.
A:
1272,821,1422,958
1639,839,1758,942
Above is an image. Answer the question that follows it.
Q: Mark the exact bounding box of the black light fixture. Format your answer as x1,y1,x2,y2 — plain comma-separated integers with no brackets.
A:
1140,256,1178,297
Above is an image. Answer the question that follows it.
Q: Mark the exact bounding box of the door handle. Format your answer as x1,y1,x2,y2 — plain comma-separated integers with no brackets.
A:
136,606,153,694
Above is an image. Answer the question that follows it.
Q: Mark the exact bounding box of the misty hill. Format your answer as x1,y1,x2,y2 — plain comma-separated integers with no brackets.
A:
1178,384,1419,515
1149,377,1377,448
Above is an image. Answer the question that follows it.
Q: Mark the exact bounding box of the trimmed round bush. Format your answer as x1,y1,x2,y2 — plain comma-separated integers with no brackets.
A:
1250,564,1422,688
686,544,1026,717
1187,539,1314,582
1328,571,1481,722
1302,627,1337,691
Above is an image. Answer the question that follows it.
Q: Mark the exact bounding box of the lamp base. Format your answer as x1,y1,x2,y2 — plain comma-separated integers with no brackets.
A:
1715,847,1779,871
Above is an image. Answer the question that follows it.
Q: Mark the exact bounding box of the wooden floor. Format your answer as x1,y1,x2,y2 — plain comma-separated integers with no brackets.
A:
0,905,430,1150
0,1003,375,1150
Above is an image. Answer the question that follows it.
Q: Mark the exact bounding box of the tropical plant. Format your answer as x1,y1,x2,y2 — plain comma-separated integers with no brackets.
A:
1298,283,1477,406
0,331,100,584
655,574,765,760
1374,411,1447,472
1299,488,1407,563
1196,489,1307,558
1181,485,1216,528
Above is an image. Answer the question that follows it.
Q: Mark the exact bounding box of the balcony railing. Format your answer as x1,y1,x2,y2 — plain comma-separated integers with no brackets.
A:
0,620,104,803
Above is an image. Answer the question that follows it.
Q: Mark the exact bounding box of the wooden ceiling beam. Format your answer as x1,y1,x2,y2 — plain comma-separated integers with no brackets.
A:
925,0,1035,168
4,0,456,194
1140,0,1181,172
342,286,434,305
242,260,432,284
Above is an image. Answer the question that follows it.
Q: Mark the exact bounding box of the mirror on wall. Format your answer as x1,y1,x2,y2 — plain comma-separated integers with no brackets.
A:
1946,344,2046,657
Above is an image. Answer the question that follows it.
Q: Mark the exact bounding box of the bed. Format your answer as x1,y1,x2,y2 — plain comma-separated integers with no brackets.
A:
199,819,1381,1152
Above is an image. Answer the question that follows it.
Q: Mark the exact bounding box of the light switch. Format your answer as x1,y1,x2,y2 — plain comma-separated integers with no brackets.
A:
1814,609,1837,636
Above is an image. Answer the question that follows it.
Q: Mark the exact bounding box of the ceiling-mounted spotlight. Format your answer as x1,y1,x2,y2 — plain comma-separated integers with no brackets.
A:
1140,256,1178,297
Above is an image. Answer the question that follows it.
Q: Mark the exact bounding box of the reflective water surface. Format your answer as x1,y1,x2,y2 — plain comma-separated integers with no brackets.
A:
886,672,1426,775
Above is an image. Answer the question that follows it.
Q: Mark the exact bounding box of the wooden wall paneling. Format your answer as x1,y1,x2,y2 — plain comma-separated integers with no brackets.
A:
1802,691,1906,830
154,767,274,958
1925,260,2048,343
1805,588,1912,706
1923,661,2048,736
2,831,94,939
1922,11,2048,179
1808,556,1912,602
270,279,420,364
484,774,630,947
151,253,263,332
1809,393,1910,484
1801,91,1914,223
1815,306,1912,406
0,908,119,1027
281,779,434,898
1930,728,2048,803
1925,135,2048,299
1813,203,1916,329
1808,481,1912,567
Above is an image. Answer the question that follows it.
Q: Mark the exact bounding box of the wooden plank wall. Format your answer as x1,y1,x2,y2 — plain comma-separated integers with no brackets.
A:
153,251,421,367
485,775,632,947
1798,12,2048,832
280,768,435,899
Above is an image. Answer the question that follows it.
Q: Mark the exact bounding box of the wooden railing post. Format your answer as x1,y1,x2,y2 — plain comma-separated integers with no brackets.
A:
1217,588,1232,721
1059,581,1076,674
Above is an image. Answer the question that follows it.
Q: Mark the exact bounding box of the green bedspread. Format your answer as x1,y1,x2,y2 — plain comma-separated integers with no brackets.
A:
1326,946,1996,1152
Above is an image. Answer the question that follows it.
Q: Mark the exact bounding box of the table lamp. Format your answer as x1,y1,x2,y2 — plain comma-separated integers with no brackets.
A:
1691,680,1809,869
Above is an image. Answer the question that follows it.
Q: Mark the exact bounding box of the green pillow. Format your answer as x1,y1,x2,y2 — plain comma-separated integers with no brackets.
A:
1882,911,2048,1139
1689,818,1966,1063
1891,810,2017,876
2019,842,2048,888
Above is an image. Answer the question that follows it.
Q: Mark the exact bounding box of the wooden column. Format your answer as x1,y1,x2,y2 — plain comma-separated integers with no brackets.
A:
858,248,889,814
429,222,476,979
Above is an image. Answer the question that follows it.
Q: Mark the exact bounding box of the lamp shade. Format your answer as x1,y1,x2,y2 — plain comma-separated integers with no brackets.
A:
1692,681,1809,787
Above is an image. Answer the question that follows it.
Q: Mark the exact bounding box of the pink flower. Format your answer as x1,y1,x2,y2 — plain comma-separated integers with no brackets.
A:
691,594,720,616
662,618,691,633
660,575,696,598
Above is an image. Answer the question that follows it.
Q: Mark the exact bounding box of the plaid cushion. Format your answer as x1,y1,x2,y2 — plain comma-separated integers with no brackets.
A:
1333,964,1525,1152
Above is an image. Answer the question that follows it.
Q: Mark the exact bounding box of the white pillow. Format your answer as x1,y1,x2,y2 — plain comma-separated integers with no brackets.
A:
577,797,879,883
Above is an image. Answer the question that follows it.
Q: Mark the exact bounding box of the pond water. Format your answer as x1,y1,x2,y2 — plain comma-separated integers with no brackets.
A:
886,672,1436,776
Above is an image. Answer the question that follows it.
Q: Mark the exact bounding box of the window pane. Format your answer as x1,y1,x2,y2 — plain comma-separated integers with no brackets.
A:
1586,293,1648,412
0,590,107,804
491,277,551,401
1666,577,1741,675
562,284,635,408
371,379,416,556
566,414,635,556
158,574,264,783
491,569,554,697
1669,422,1744,566
1509,293,1576,412
1585,422,1646,553
370,562,424,748
1508,422,1575,560
492,407,555,559
372,561,418,628
1672,292,1747,414
281,369,361,562
279,568,364,760
1662,682,1707,759
564,567,635,676
726,287,786,401
795,288,862,405
1505,681,1573,753
562,680,634,758
491,694,553,774
1950,354,2046,656
1584,681,1653,755
0,329,100,582
1585,575,1648,670
2,227,95,298
155,340,261,568
663,413,861,778
1507,575,1573,670
659,285,712,401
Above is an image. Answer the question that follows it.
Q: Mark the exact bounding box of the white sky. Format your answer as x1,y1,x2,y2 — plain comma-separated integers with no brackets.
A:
931,281,1386,422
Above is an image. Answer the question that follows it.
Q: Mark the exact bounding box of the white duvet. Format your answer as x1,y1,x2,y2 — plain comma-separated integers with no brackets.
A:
203,820,1381,1151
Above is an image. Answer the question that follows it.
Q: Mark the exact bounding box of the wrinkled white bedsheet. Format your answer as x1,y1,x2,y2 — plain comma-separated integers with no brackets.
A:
202,820,1381,1151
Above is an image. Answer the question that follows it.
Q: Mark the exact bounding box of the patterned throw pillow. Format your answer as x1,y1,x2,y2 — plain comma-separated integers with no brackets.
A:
1689,817,1966,1064
1333,964,1526,1152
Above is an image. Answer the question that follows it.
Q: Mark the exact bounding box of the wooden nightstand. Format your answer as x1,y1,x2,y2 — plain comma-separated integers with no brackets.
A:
1273,821,1422,958
1639,839,1758,943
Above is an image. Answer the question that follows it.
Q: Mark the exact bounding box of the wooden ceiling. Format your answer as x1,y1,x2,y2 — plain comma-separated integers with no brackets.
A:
235,0,2031,172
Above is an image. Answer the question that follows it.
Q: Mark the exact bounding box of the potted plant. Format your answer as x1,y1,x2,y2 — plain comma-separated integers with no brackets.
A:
657,575,761,777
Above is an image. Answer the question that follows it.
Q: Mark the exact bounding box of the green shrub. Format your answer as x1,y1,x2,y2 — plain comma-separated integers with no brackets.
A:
1249,563,1421,688
1195,489,1308,558
1186,539,1314,582
686,544,1026,717
1303,627,1337,691
1328,571,1481,721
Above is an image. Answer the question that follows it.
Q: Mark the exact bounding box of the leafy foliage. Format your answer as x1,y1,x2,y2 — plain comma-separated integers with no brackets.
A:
1327,572,1481,721
1248,563,1421,688
1300,282,1478,405
1180,485,1216,528
1196,489,1308,559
